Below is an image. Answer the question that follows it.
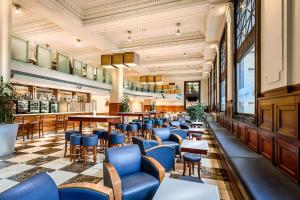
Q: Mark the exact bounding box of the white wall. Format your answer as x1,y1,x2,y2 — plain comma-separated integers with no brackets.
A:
291,0,300,85
91,95,109,113
201,79,209,106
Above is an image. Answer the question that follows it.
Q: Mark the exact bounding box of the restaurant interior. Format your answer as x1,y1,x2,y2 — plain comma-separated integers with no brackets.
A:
1,0,300,200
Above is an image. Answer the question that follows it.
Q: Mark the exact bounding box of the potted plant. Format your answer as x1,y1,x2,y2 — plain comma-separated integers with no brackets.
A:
186,103,206,122
0,76,19,157
120,95,131,112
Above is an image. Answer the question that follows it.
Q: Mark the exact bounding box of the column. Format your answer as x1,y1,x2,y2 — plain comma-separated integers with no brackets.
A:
0,0,12,82
109,68,124,115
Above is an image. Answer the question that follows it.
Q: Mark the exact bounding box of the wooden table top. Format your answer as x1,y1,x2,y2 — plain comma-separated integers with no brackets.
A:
116,112,150,116
68,115,121,122
180,140,209,155
188,128,207,133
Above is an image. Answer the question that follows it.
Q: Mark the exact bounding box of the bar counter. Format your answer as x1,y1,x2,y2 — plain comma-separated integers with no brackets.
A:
14,112,108,138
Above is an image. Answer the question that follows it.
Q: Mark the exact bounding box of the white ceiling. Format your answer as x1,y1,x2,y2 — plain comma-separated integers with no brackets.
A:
12,0,228,85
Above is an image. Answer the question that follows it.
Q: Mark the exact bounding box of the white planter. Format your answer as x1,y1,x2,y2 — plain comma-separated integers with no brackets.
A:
0,124,19,158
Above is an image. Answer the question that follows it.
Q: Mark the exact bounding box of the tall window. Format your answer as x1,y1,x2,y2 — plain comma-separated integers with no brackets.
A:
213,61,217,111
235,0,256,115
220,29,227,112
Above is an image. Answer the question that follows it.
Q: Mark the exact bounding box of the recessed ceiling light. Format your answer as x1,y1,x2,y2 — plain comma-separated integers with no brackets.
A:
127,31,132,42
14,4,21,14
183,52,187,57
176,23,181,36
76,39,81,46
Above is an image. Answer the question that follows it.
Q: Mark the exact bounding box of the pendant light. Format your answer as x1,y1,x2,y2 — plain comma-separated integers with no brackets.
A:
112,53,127,68
124,52,140,67
176,23,181,36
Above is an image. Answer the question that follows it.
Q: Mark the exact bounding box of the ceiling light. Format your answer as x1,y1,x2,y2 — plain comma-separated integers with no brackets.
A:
101,54,116,69
112,53,127,68
124,52,140,67
127,31,132,42
76,39,81,46
14,4,21,14
183,52,187,57
176,23,181,36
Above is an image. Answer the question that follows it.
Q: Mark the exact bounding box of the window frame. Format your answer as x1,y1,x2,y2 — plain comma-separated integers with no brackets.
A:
233,0,260,124
219,27,227,112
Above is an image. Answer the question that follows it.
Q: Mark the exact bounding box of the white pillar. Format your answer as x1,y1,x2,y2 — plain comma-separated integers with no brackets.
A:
110,68,124,103
0,0,12,82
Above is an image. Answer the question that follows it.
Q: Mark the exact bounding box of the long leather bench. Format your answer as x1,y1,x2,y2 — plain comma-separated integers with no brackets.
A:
209,121,300,200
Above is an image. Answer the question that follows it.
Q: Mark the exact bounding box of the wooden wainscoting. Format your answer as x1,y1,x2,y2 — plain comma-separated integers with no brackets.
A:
155,105,185,113
215,84,300,182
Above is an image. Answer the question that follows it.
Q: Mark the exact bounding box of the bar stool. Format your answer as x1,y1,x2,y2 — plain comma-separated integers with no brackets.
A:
95,130,109,149
114,123,122,132
135,122,143,136
109,132,125,147
120,124,128,134
155,119,163,128
64,130,80,156
70,133,83,162
127,124,138,141
27,116,44,139
82,134,98,165
144,119,153,124
143,123,153,139
183,153,202,178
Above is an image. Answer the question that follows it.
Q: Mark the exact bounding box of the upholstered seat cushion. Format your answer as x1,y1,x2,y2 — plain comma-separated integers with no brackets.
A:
121,172,159,200
82,134,98,146
70,134,82,145
213,128,235,139
183,153,201,162
59,188,110,200
161,141,180,148
229,157,300,200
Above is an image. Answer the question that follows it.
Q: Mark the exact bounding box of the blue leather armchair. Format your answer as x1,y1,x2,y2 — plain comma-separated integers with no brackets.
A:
104,144,165,200
171,129,188,140
132,136,175,172
152,128,183,155
0,172,113,200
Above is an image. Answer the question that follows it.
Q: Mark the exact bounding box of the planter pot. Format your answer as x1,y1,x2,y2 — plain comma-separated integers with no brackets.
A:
0,124,19,158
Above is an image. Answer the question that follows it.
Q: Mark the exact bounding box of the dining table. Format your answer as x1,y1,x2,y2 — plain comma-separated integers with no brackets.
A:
68,115,121,133
180,139,209,156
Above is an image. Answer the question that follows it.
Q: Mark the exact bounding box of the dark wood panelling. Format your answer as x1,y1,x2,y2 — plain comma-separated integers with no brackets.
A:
238,123,247,143
247,127,258,152
275,104,296,138
109,103,120,115
233,121,239,137
275,139,299,182
258,130,274,161
258,104,273,131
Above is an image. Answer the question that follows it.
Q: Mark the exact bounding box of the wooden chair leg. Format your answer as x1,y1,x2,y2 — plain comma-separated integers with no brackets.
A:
83,146,87,166
188,162,192,176
93,146,97,164
183,160,186,176
197,161,201,178
64,140,68,157
192,163,195,174
70,145,73,162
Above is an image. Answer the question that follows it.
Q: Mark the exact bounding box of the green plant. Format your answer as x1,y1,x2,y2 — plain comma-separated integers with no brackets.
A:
0,76,16,124
120,95,131,112
186,103,206,121
150,101,156,111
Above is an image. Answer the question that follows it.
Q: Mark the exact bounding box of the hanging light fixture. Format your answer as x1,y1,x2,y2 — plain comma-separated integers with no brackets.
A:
176,23,181,36
112,53,127,68
124,52,140,67
127,31,132,42
14,4,21,14
101,54,115,69
76,39,81,47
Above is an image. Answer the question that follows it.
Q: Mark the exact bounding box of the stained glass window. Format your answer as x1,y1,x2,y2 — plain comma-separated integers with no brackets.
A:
236,0,255,49
220,30,227,112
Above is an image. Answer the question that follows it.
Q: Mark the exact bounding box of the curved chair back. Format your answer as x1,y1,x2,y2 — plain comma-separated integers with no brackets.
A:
106,144,141,176
171,129,187,139
152,128,171,141
145,146,175,172
0,173,60,200
169,121,180,127
132,136,159,154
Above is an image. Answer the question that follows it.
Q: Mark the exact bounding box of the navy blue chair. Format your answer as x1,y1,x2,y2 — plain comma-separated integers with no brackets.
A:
64,130,80,157
169,121,181,128
109,132,125,147
154,119,163,128
127,124,138,140
70,133,82,163
171,129,188,140
143,123,153,139
152,128,182,155
114,123,122,132
82,134,98,165
104,145,165,200
132,137,175,172
0,172,113,200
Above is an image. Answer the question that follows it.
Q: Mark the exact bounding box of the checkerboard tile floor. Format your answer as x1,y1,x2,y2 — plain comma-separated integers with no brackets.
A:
0,130,234,200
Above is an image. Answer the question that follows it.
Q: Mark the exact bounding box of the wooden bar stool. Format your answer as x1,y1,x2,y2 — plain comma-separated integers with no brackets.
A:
70,133,83,162
82,134,98,166
64,130,80,157
55,115,65,133
183,153,202,178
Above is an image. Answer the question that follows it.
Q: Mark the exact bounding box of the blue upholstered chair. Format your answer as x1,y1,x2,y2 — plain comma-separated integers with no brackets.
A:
169,121,181,128
64,130,80,157
152,128,182,155
132,137,175,172
0,172,113,200
104,144,165,200
171,129,188,140
143,123,153,139
154,119,163,127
